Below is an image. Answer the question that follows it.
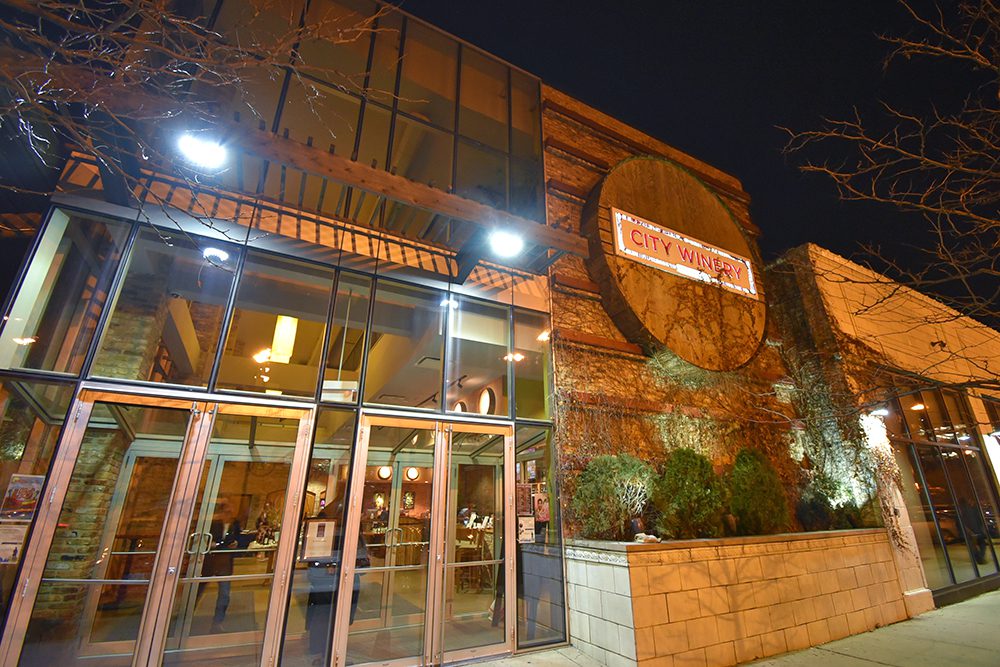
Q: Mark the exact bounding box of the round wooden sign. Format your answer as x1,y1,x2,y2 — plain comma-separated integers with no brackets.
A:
583,157,766,371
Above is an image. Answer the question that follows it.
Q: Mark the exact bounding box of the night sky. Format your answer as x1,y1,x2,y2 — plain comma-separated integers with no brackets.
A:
400,0,936,265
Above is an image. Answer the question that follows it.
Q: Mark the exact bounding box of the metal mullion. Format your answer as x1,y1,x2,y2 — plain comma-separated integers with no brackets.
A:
206,243,249,392
425,422,449,666
441,292,454,415
0,396,95,666
451,44,462,195
505,65,513,212
354,275,379,407
0,206,59,330
329,417,373,667
507,289,516,420
504,429,516,652
911,443,957,585
137,402,217,666
314,270,343,404
259,408,317,667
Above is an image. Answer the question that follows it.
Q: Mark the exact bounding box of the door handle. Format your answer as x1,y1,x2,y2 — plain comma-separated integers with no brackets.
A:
200,532,213,555
185,532,201,554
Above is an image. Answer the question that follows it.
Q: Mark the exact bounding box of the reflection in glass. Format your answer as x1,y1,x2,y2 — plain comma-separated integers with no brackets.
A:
391,115,453,191
281,78,362,154
459,49,508,152
90,228,238,386
398,21,457,130
323,273,372,403
297,0,375,90
364,281,444,409
163,413,298,664
962,450,1000,573
513,309,551,420
443,430,505,652
899,390,934,441
280,409,358,667
515,425,566,649
19,404,190,665
0,209,130,375
217,251,335,397
447,298,509,417
511,71,542,162
940,447,994,576
918,446,976,583
367,11,402,103
456,140,507,209
893,443,952,589
346,424,435,665
941,390,973,444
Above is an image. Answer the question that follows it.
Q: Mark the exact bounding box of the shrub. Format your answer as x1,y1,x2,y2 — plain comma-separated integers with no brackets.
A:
652,448,724,539
728,448,790,535
571,454,655,540
795,493,833,531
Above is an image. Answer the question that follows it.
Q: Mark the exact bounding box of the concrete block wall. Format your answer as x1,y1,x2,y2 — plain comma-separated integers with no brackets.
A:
566,529,914,666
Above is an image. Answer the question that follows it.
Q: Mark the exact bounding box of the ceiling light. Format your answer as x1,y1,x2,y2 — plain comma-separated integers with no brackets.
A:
488,230,524,258
405,467,420,481
253,348,272,364
503,352,525,362
910,403,926,411
270,315,298,364
177,133,227,170
202,247,229,262
440,297,459,309
536,330,550,342
377,466,393,480
12,336,36,346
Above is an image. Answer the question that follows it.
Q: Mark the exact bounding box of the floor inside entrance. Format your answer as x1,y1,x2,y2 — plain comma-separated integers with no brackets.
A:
466,646,599,667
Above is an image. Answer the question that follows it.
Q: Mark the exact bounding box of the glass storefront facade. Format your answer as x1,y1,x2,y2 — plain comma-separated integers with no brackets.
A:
888,382,1000,594
0,205,565,666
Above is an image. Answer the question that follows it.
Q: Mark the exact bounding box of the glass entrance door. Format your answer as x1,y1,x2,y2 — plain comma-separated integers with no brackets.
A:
0,389,315,667
333,415,513,667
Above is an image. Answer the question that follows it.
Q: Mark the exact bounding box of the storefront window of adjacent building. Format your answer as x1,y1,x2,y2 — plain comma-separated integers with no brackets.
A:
446,297,510,417
279,407,357,666
216,251,335,397
89,228,239,387
515,425,566,649
0,379,74,633
0,209,130,375
322,272,372,403
513,309,552,420
887,382,1000,589
364,280,444,409
18,403,191,665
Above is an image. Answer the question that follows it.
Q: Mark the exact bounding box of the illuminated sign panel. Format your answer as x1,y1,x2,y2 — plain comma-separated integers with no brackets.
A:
612,208,758,299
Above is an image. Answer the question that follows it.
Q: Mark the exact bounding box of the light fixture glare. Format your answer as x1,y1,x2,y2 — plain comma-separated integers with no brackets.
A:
202,247,229,262
270,315,298,364
488,230,524,258
177,133,227,170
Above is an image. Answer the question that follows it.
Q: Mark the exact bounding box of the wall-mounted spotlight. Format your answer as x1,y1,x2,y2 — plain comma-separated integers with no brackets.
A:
405,467,420,481
488,230,524,258
178,132,228,170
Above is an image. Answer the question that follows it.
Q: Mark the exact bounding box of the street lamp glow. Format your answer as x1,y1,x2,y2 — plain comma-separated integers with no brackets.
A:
202,247,230,262
177,133,227,170
488,230,524,258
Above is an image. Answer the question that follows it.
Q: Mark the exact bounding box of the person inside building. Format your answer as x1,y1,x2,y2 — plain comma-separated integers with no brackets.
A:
199,497,242,633
959,494,988,565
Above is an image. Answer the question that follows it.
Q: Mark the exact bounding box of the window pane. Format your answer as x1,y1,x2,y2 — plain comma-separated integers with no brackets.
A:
940,446,995,576
446,297,510,417
919,446,976,583
893,443,952,589
511,159,545,222
0,209,130,375
363,281,444,409
941,390,974,444
281,80,362,155
279,408,358,666
511,71,541,162
391,115,453,190
217,251,335,397
515,425,566,649
0,379,74,631
323,273,372,403
298,0,376,90
963,449,1000,573
456,140,507,209
899,390,934,441
367,11,403,103
90,228,239,386
924,390,953,443
459,49,508,151
398,20,457,129
514,309,551,420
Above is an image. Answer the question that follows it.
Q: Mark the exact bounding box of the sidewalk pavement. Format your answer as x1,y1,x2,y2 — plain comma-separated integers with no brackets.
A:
475,589,1000,667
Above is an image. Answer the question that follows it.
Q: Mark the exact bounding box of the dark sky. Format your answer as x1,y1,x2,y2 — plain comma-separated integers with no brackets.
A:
400,0,926,263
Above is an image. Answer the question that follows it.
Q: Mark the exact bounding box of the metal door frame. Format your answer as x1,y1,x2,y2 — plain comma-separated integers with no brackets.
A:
0,383,316,667
331,412,515,667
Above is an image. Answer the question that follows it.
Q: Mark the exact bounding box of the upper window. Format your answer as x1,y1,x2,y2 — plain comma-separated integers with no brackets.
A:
887,380,978,446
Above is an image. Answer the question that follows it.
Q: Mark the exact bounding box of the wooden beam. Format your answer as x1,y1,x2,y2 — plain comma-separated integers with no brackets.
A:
553,328,644,356
231,125,590,258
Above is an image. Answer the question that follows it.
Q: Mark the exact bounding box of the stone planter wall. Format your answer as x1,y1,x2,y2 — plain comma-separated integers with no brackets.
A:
566,529,916,666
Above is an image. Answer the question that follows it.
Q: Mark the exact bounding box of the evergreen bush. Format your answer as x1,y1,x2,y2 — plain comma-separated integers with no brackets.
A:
652,448,724,539
728,448,790,535
571,454,655,540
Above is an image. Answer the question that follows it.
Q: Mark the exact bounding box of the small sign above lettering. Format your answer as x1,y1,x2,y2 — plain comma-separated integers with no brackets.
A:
612,208,758,300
